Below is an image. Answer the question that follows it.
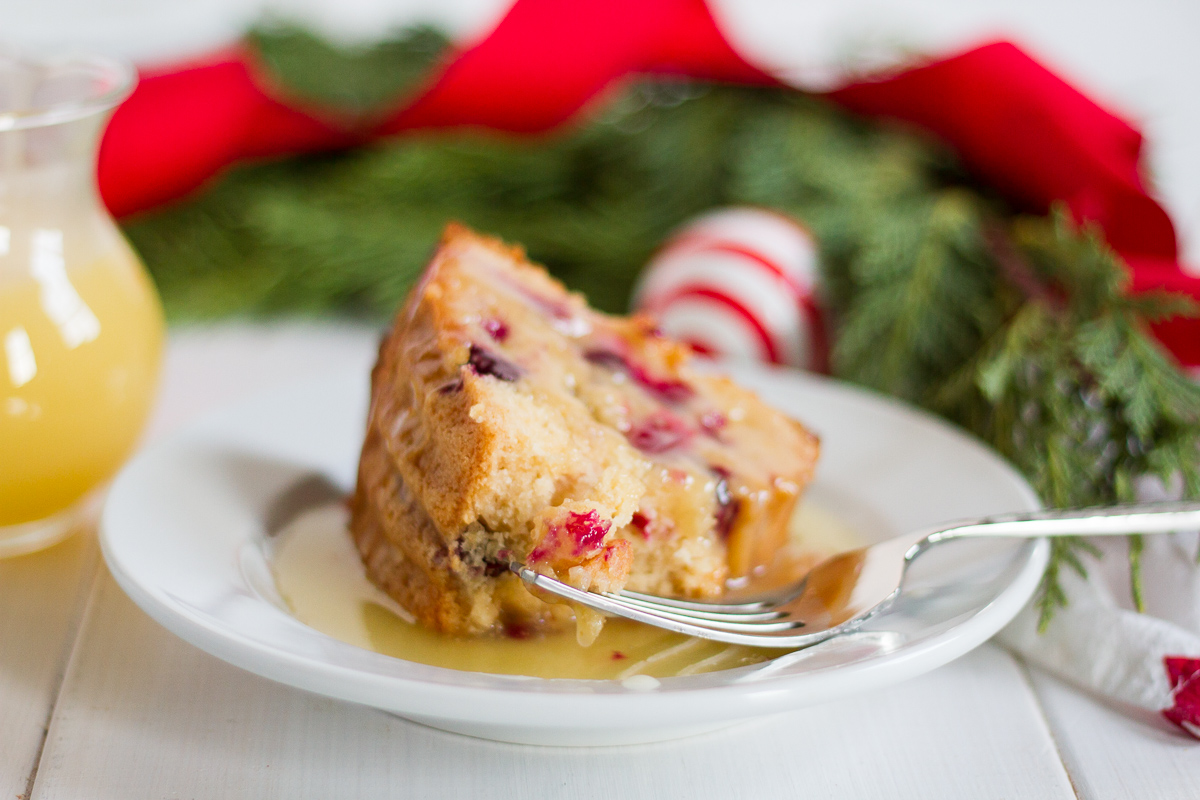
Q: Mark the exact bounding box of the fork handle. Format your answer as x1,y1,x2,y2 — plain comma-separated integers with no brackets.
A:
927,501,1200,545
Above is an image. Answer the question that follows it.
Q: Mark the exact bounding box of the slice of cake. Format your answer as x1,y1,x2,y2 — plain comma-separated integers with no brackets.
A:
350,223,820,642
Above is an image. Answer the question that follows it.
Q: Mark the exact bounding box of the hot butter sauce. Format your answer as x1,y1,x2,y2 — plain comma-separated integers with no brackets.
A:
271,500,861,680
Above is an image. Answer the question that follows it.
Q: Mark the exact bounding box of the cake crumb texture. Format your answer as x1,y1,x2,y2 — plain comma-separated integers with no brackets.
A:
350,223,819,638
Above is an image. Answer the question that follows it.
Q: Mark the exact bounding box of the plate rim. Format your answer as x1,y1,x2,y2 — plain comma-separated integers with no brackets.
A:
101,361,1048,732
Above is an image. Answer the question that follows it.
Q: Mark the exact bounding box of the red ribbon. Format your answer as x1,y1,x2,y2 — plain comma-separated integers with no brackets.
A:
97,0,1199,365
1163,656,1200,738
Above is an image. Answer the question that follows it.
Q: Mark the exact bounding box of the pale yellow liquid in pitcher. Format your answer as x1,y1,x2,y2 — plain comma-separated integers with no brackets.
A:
0,248,163,525
273,501,862,680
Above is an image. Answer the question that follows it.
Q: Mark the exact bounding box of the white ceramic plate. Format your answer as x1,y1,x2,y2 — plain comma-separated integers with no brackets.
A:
101,361,1047,746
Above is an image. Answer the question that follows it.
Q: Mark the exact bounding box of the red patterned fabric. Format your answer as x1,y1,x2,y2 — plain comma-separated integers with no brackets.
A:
830,42,1175,261
828,43,1199,365
384,0,775,133
99,46,357,218
1163,656,1200,738
96,0,1199,364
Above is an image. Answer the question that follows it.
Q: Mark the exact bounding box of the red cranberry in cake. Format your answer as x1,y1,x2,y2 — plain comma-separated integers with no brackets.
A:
350,223,820,642
626,409,694,454
528,505,611,566
584,348,694,404
466,344,521,381
699,410,727,437
481,317,509,342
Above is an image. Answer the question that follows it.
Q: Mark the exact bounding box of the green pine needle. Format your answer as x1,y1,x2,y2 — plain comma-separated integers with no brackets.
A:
1129,533,1146,612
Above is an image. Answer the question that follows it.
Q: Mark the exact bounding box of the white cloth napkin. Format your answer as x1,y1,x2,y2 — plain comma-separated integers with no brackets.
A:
999,527,1200,738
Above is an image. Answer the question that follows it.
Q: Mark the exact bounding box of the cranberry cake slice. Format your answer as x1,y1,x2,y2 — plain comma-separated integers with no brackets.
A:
350,223,819,641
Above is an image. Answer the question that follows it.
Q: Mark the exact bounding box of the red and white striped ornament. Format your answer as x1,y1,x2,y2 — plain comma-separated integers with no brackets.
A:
632,207,826,371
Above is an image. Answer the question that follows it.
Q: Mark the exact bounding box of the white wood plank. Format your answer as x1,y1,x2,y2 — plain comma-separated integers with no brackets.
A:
1027,667,1200,799
26,323,1073,798
3,324,374,796
147,322,379,440
0,530,98,799
34,570,1073,800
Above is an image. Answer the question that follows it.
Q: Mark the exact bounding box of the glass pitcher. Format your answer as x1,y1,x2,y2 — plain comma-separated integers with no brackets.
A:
0,53,164,557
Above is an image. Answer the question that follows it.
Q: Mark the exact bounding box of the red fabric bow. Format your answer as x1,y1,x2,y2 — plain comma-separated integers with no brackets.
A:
1163,656,1200,738
97,0,1199,365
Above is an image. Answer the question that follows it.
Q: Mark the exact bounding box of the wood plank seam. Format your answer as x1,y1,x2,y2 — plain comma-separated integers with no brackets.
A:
20,539,102,800
1013,654,1083,800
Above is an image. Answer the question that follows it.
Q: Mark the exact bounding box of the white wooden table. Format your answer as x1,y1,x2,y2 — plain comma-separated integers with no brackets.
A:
3,323,1199,799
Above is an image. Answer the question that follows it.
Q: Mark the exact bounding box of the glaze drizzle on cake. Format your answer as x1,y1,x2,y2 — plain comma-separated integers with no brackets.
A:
350,224,820,642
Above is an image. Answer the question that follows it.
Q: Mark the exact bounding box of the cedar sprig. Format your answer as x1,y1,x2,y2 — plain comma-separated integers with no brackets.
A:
932,212,1200,626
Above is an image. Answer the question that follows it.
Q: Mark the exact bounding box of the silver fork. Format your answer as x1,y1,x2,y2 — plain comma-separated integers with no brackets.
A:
510,501,1200,649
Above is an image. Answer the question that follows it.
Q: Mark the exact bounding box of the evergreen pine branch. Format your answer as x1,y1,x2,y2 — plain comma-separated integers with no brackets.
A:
247,21,451,118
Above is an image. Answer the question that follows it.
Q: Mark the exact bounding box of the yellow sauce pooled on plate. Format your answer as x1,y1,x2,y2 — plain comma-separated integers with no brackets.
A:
272,501,860,680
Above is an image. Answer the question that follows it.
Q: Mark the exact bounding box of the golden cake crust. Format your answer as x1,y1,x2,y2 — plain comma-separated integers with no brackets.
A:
351,223,820,637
